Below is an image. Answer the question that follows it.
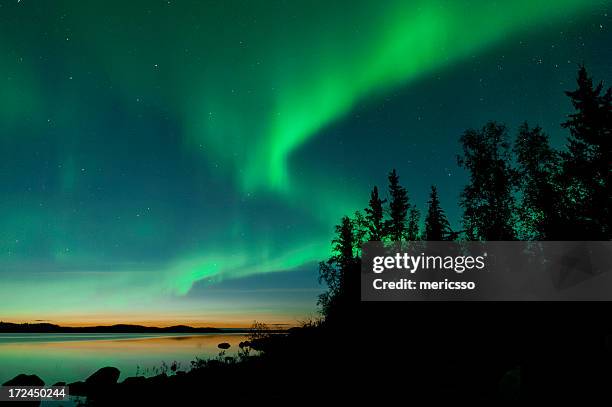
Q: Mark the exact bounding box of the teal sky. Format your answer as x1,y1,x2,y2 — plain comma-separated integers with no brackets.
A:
0,0,610,326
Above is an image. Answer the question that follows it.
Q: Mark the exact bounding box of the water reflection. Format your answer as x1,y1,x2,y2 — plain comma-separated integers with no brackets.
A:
0,333,248,384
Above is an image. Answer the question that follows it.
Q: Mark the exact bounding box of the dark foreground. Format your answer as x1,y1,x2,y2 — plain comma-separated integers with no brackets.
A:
3,302,612,406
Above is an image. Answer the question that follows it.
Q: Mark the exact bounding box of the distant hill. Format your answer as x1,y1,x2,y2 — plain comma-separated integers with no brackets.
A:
0,322,225,333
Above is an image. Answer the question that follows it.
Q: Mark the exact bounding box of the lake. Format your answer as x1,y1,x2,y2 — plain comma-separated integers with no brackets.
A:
0,333,249,385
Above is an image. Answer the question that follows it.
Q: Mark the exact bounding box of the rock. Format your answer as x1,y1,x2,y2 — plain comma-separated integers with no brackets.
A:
2,374,45,407
52,381,66,387
122,376,147,386
67,381,88,396
218,342,231,349
3,373,44,386
85,366,121,387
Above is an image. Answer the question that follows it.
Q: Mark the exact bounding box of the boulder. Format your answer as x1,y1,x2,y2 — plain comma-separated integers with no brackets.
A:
3,373,44,386
67,381,87,396
122,376,147,386
85,366,120,387
2,374,45,407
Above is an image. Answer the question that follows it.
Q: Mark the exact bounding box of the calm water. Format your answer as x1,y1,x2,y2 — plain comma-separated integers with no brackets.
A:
0,333,248,385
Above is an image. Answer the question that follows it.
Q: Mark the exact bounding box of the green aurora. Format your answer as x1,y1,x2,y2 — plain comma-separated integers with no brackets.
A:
0,0,609,325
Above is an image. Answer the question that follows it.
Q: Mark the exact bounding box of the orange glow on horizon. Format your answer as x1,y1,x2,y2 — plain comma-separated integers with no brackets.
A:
1,315,300,329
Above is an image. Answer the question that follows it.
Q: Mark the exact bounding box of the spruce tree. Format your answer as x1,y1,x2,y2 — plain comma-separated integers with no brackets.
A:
364,186,386,241
407,205,420,241
561,66,612,239
385,169,410,242
424,185,451,241
318,216,358,322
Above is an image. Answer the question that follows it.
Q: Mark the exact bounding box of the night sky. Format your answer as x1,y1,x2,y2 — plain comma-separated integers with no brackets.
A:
0,0,610,326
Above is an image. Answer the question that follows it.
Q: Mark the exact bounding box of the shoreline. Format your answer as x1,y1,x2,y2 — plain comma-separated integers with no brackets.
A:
0,322,257,334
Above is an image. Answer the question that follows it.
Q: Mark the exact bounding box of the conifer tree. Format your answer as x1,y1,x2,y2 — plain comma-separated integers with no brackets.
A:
385,169,410,242
561,66,612,239
424,185,451,241
318,216,358,322
364,186,386,241
407,205,420,241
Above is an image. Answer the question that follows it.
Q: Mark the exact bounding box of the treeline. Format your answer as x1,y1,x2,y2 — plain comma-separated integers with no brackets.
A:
0,322,223,333
318,66,611,321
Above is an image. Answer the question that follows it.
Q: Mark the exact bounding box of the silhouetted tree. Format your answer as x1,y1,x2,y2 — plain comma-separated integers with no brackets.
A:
513,123,564,240
457,122,518,240
561,66,612,239
385,169,410,242
351,210,369,254
364,186,386,241
407,205,420,241
424,185,451,240
318,216,359,323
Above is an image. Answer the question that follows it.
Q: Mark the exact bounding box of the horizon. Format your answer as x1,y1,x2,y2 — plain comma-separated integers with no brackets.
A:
0,318,293,329
0,0,609,325
0,313,300,329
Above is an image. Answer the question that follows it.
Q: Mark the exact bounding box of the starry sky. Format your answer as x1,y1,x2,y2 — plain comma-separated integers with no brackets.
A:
0,0,610,326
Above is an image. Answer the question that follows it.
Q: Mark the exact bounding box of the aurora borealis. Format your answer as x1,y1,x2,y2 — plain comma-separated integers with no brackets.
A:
0,0,610,326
